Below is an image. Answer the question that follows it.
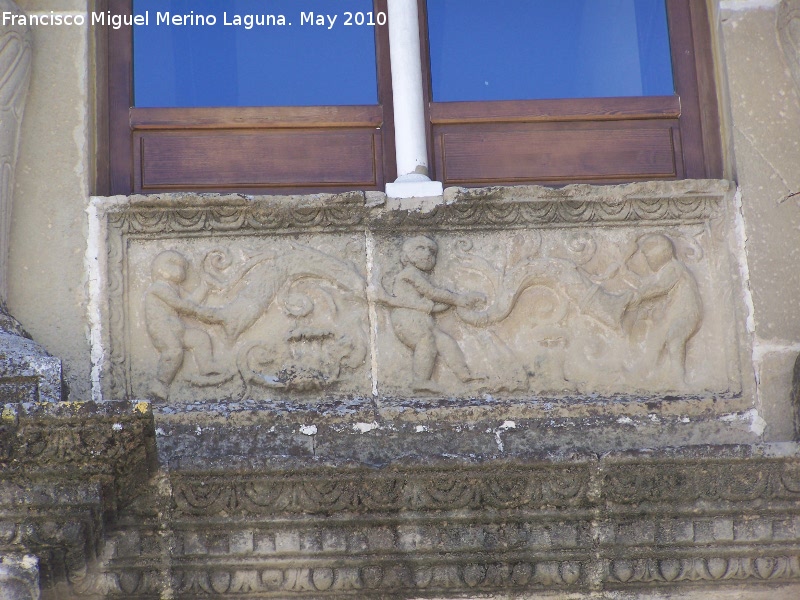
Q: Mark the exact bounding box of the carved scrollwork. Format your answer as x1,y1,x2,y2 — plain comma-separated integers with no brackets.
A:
69,570,161,597
238,481,288,511
176,483,232,515
603,460,789,505
171,465,595,519
101,182,734,401
374,230,707,396
357,477,404,510
114,194,367,237
373,194,720,232
297,480,356,513
167,560,584,595
138,241,368,401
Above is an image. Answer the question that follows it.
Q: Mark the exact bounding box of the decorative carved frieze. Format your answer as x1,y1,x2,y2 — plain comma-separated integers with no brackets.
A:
3,399,800,599
64,181,794,598
88,444,800,599
170,463,590,517
95,180,741,404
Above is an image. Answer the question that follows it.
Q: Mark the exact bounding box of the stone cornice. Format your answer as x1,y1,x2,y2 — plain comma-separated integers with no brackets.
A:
3,402,800,597
102,180,730,236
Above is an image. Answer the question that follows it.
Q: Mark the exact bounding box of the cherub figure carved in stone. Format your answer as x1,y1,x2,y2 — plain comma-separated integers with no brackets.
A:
621,233,702,384
144,250,225,399
386,236,484,393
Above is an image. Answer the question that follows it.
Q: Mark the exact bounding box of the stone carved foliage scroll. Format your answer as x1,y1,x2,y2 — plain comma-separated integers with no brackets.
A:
137,239,369,401
145,556,800,597
607,556,800,586
375,229,710,396
170,560,584,596
168,458,800,520
0,0,32,306
172,465,589,517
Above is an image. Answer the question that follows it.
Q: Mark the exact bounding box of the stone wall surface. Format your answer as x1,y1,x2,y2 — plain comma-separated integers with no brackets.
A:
721,0,800,440
6,0,92,400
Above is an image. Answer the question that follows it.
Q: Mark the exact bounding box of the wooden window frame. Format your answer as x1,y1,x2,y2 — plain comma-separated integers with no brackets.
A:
418,0,723,187
102,0,396,195
99,0,721,195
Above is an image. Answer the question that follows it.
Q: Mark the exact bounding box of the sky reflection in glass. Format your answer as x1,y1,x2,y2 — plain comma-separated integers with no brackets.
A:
133,0,378,107
428,0,674,102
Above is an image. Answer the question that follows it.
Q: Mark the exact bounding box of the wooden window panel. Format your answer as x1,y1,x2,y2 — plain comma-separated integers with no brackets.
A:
419,0,722,188
434,119,683,186
105,0,395,195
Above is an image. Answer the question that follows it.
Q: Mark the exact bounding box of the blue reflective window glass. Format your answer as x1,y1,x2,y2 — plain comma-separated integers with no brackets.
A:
427,0,674,102
133,0,378,107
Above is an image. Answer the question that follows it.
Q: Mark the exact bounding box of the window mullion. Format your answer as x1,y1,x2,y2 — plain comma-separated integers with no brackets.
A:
385,0,443,199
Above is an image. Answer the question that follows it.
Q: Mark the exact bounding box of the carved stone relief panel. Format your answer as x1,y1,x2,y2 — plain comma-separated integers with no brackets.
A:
373,226,731,397
124,233,370,402
97,182,741,404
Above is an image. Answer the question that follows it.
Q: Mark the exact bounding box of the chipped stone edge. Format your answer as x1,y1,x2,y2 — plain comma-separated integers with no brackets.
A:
86,195,127,403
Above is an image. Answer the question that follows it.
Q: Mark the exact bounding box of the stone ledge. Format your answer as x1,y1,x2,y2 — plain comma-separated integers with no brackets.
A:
101,442,800,598
0,331,63,403
3,404,800,598
149,397,766,466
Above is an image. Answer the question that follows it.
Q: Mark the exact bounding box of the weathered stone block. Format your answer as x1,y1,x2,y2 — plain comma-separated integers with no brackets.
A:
0,555,38,600
93,181,746,413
